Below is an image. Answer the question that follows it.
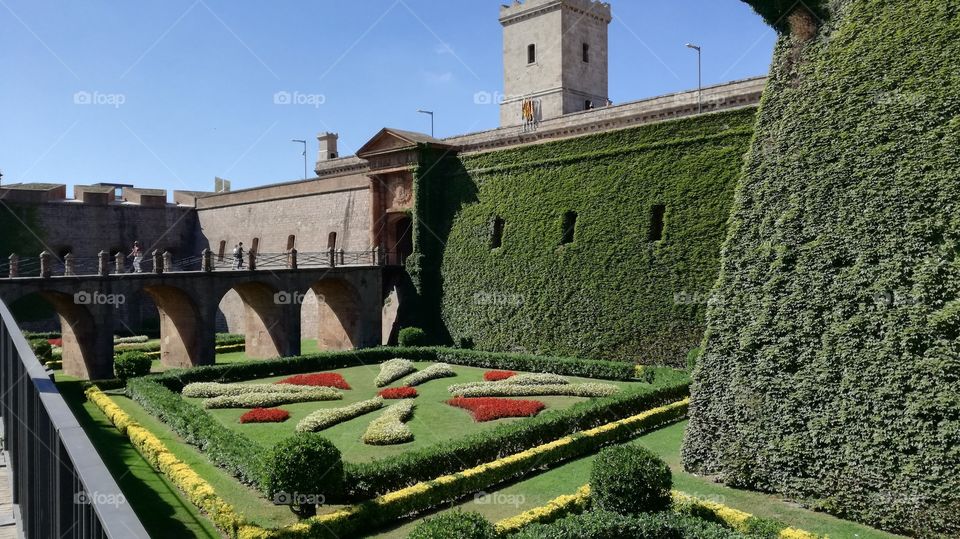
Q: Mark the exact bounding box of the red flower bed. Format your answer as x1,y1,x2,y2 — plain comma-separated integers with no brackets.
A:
378,387,418,399
447,397,545,422
239,408,290,423
275,373,351,390
48,338,63,347
483,370,517,381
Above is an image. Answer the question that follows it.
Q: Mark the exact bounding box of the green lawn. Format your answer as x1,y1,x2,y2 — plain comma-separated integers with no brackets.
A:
374,421,906,539
188,362,640,462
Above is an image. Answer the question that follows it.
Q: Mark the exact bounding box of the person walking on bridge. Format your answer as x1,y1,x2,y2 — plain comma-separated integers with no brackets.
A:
128,241,143,273
233,242,245,270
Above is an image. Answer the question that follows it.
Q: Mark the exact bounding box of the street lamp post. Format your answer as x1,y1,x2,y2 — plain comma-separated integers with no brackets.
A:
291,139,307,180
685,43,702,114
417,109,434,137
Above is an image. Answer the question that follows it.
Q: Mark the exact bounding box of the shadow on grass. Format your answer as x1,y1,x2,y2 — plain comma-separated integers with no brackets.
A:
57,380,220,539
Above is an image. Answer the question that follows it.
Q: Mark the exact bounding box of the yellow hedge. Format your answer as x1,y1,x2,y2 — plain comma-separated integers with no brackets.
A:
85,386,248,537
495,484,591,533
671,491,824,539
488,486,825,538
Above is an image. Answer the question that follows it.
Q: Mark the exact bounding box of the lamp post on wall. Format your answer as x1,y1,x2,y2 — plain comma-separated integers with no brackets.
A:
291,139,307,180
417,109,434,137
685,43,702,114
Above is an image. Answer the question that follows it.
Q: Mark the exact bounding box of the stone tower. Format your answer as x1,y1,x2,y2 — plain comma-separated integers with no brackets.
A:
499,0,612,127
317,132,339,162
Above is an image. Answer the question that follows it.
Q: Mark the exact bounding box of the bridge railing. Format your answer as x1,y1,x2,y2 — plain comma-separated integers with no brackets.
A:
0,300,148,538
1,249,404,279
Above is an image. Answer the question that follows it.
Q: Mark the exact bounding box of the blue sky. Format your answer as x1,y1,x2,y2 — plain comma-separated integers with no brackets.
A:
0,0,775,193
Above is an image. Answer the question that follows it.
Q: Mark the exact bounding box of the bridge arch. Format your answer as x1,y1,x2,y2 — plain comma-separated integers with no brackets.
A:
217,281,301,359
307,278,364,350
2,290,111,379
143,284,211,369
39,291,104,378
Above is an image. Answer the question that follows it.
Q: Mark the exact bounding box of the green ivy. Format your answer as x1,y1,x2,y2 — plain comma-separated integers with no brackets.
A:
423,109,756,366
683,1,960,536
740,0,830,32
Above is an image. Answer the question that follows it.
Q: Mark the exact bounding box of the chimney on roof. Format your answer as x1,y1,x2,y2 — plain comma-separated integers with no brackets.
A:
317,132,339,162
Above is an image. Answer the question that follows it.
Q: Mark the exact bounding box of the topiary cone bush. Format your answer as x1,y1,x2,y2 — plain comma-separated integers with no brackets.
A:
266,433,344,517
398,327,428,347
114,351,152,380
408,511,497,539
591,445,672,515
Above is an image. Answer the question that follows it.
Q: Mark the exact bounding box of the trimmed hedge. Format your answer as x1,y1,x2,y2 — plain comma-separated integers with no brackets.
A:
510,509,745,539
125,379,268,488
409,511,497,539
415,109,756,367
591,445,672,514
683,1,960,536
435,348,635,380
146,347,635,391
113,351,151,380
265,433,343,514
398,327,428,347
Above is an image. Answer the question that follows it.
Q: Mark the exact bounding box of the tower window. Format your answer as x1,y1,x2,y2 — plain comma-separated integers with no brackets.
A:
490,216,505,249
561,211,577,245
527,44,536,64
327,231,338,250
286,235,296,251
582,43,590,63
649,205,666,241
585,100,594,110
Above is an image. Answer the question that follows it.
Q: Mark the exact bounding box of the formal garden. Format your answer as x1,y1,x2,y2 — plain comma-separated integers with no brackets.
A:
37,333,902,539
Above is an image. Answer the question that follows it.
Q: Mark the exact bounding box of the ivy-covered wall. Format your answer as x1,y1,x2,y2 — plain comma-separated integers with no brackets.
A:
418,109,756,366
683,0,960,536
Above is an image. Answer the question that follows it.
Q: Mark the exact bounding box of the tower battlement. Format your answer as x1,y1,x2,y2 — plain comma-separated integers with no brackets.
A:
499,0,611,25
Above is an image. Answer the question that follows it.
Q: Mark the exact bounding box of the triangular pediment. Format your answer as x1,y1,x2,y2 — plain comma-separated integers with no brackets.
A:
357,128,453,158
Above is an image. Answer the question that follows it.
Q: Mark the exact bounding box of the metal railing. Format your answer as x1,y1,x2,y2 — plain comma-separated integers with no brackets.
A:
1,249,403,279
0,300,148,538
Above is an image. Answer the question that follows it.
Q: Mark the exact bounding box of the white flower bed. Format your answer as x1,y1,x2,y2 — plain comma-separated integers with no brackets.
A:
402,363,456,386
375,359,417,387
505,373,570,385
362,400,415,445
182,382,325,398
296,397,384,432
448,382,619,398
204,388,342,409
114,335,149,344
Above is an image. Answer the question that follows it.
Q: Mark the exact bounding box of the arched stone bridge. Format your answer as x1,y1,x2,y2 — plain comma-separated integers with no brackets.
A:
0,267,383,379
